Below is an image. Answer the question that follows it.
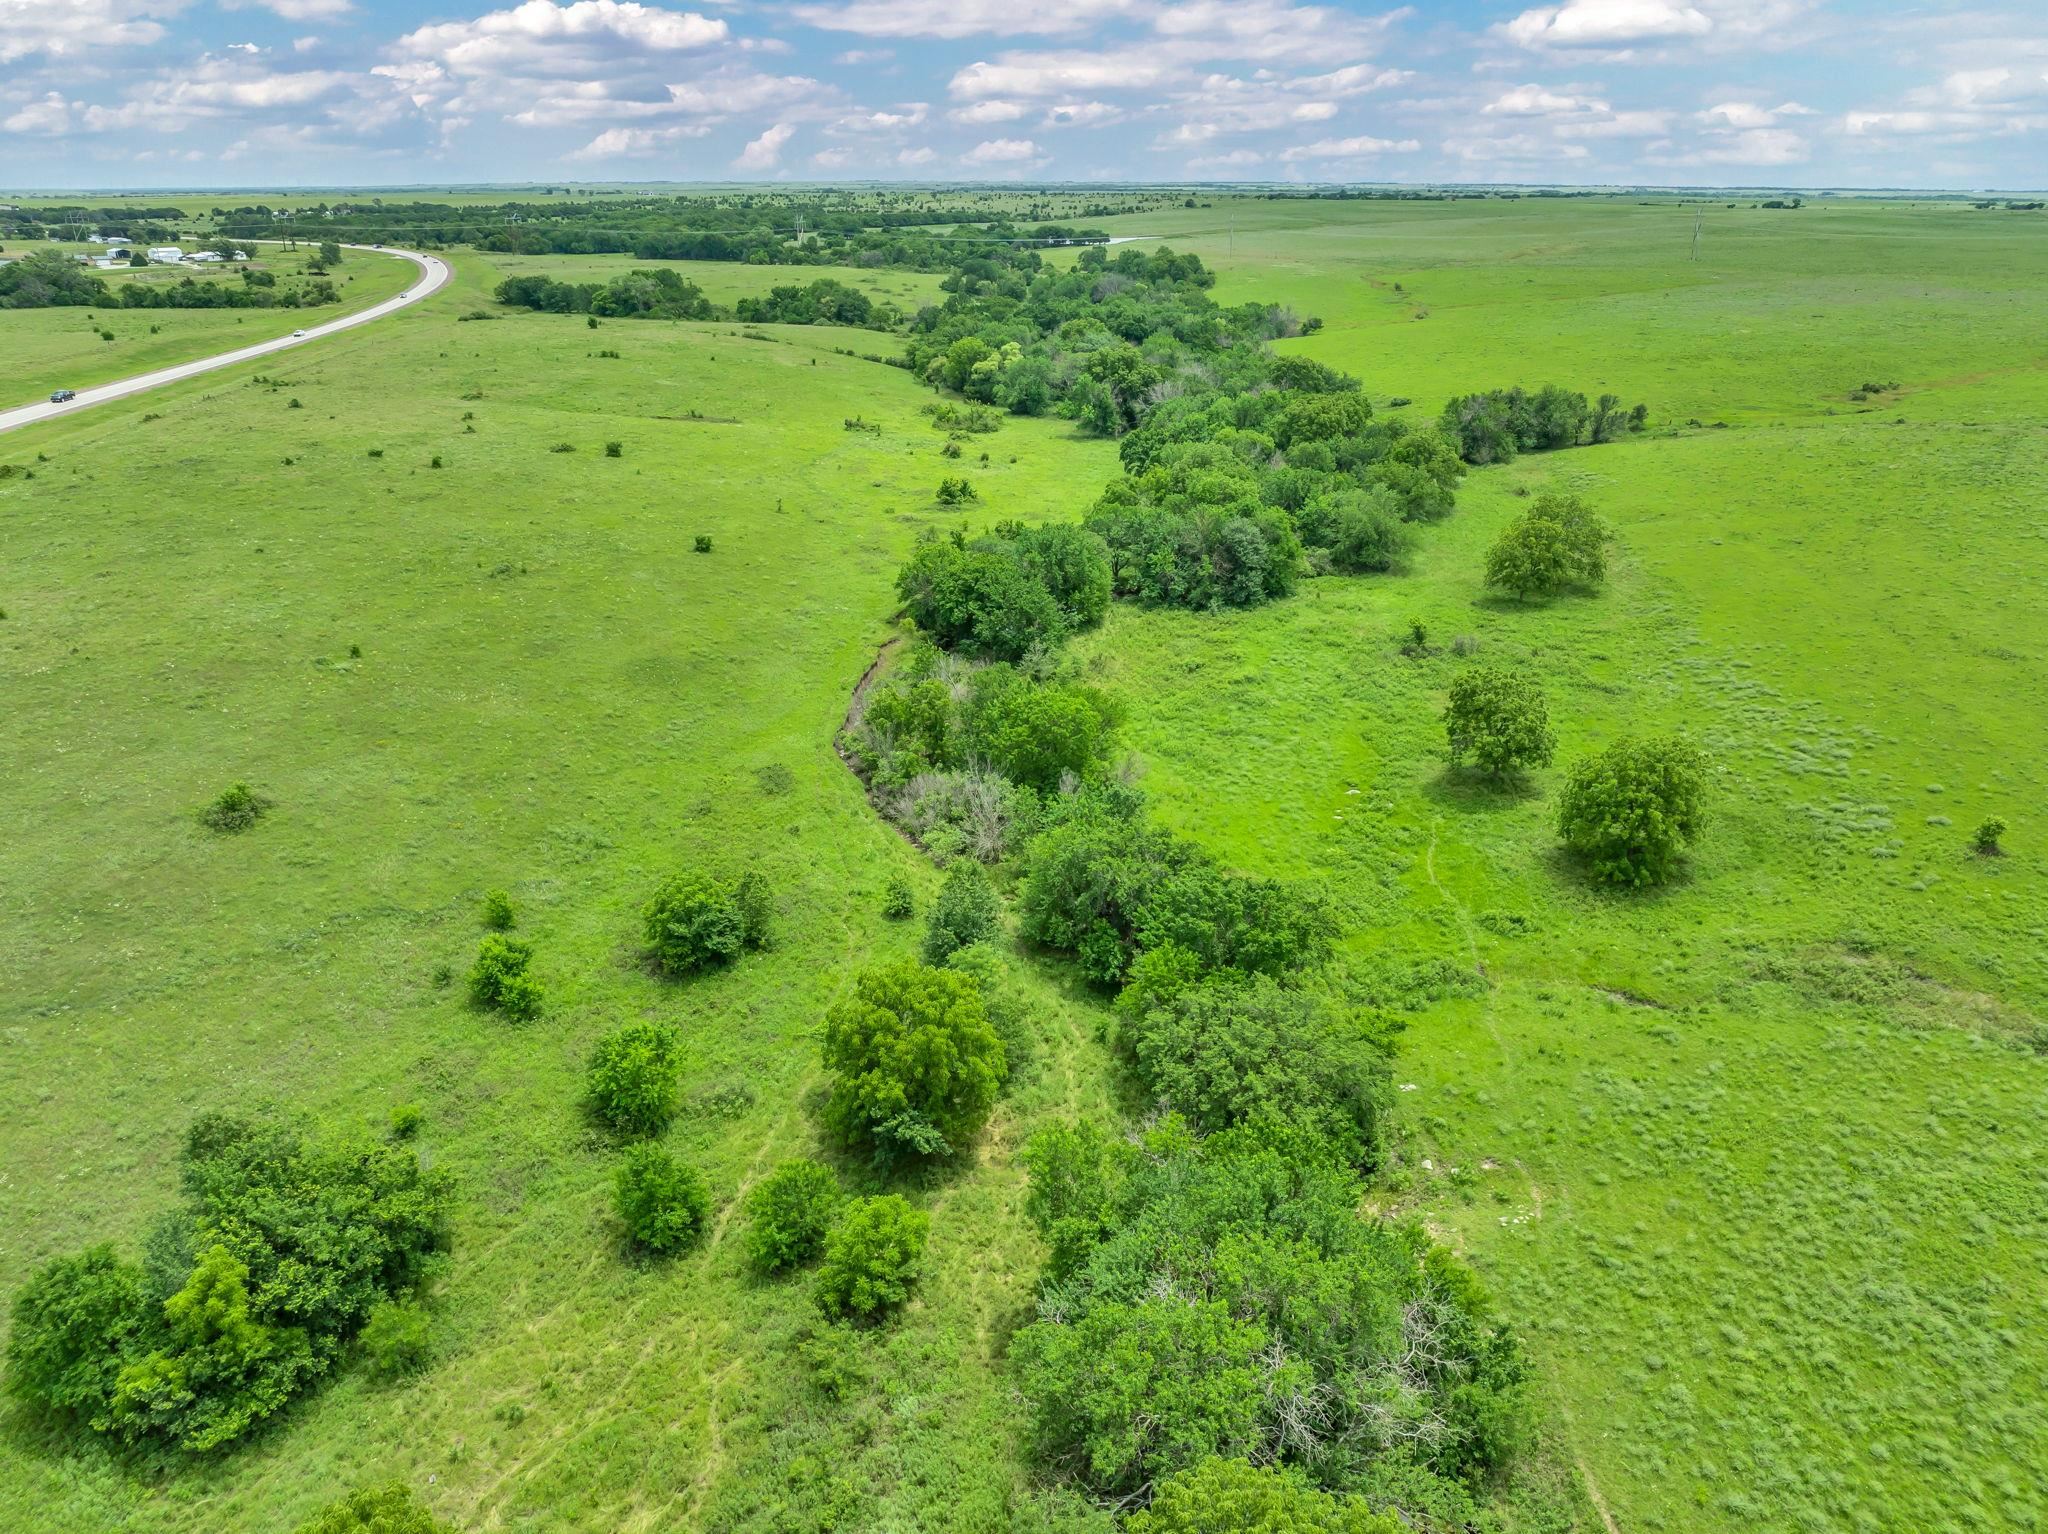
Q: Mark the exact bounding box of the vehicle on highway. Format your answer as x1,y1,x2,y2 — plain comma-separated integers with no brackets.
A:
49,389,76,403
292,329,307,338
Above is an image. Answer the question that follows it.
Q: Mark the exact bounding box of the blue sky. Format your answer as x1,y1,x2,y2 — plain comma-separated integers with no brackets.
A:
2,0,2044,190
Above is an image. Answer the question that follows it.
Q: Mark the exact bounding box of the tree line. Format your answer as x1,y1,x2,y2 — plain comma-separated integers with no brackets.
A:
0,251,338,311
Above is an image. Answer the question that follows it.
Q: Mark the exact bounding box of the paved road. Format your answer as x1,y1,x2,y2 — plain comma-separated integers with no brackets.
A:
0,244,450,436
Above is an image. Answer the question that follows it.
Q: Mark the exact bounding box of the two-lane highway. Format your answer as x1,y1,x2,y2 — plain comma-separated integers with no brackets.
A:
0,244,449,436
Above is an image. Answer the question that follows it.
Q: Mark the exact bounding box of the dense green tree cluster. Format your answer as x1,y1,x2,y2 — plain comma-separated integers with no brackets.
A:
1556,734,1709,886
1013,1118,1530,1505
494,268,714,320
1439,385,1648,464
1017,786,1336,986
744,1159,842,1274
844,642,1125,858
0,251,338,310
898,245,1471,614
613,1143,711,1254
734,278,879,328
1442,667,1556,777
1113,970,1394,1166
223,191,1119,273
587,1020,685,1135
895,522,1113,659
814,1195,928,1321
6,1110,450,1453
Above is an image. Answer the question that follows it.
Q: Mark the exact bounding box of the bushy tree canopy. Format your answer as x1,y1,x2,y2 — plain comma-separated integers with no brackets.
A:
7,1110,450,1453
815,1195,929,1321
1556,734,1709,886
1013,1120,1529,1503
643,869,770,975
614,1143,711,1255
1483,493,1608,599
1442,667,1555,777
745,1159,841,1274
1119,973,1393,1166
587,1020,685,1136
821,960,1007,1164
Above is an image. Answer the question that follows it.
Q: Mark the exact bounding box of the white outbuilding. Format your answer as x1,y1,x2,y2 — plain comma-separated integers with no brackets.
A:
146,245,184,263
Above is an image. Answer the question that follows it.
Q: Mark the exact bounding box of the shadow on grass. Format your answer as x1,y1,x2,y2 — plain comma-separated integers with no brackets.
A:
1420,763,1549,813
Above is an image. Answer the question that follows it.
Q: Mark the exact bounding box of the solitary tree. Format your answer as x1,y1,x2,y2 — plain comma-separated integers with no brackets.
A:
1443,667,1555,777
1556,735,1708,886
317,241,343,268
1484,493,1608,599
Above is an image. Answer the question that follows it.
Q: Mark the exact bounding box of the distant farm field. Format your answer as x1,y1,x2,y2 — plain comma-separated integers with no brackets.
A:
0,246,418,406
3,197,2045,1534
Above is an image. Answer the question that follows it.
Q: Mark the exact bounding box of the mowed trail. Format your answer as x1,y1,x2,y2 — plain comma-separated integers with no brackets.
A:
0,243,450,435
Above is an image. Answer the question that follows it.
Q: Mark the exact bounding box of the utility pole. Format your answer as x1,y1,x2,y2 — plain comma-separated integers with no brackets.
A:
1690,206,1702,262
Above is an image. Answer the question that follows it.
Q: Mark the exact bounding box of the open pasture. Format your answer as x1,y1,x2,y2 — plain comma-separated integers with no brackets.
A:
0,254,1123,1531
2,194,2045,1534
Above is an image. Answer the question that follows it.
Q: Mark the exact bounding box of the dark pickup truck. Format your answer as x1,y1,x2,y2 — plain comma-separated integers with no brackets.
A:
49,389,76,403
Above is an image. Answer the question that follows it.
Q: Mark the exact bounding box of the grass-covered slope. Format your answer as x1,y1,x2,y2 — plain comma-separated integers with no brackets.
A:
0,255,1124,1531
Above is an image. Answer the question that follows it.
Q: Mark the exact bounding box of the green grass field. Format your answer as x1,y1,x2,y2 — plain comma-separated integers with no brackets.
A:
4,196,2045,1533
1,247,418,407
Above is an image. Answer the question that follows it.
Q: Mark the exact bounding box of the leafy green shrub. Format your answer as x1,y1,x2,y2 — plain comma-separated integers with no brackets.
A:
1130,866,1338,982
604,441,622,458
744,1159,841,1273
795,1322,867,1400
943,941,1047,1086
642,869,769,976
587,1020,685,1135
814,1195,928,1321
1483,492,1607,599
6,1110,451,1454
693,535,712,553
1016,791,1196,984
881,873,916,920
388,1103,424,1139
1974,816,2007,855
358,1300,433,1379
921,861,1001,965
821,960,1006,1165
895,534,1066,661
468,935,542,1019
200,781,267,832
1128,1458,1402,1533
935,474,978,504
1119,974,1392,1165
296,1484,453,1534
480,888,515,930
5,1244,146,1424
1443,667,1555,777
614,1143,710,1255
1556,735,1709,886
960,665,1122,793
